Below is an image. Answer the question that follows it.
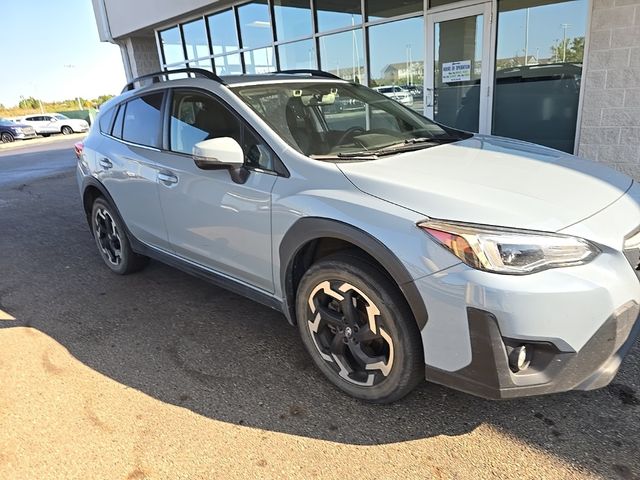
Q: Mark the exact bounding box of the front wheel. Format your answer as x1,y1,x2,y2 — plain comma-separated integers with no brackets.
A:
296,253,424,403
1,132,14,143
61,126,74,135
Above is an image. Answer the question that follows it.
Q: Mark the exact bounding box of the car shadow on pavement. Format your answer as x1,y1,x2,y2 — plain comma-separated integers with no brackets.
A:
0,172,639,479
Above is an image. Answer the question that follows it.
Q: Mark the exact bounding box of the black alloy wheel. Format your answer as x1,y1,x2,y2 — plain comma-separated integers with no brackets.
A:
90,197,148,275
296,253,423,403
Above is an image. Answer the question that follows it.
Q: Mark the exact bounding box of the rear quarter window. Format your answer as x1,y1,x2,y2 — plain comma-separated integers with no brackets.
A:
98,107,116,135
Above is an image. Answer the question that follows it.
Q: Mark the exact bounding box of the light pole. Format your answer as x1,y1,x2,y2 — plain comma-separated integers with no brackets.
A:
561,23,571,62
63,64,83,110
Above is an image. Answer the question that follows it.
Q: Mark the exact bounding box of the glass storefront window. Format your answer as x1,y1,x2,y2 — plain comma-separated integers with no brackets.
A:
319,29,364,82
214,53,243,75
208,9,240,55
188,59,213,71
492,0,588,152
159,26,184,65
278,39,317,70
273,0,312,41
244,47,276,73
368,17,424,112
237,1,273,49
366,0,422,21
182,19,210,60
316,0,362,32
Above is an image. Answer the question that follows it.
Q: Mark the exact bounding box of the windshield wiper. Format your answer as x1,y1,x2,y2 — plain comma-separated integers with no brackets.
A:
316,136,461,161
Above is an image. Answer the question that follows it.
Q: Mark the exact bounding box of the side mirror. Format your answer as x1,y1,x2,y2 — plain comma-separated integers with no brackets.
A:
192,137,248,184
50,118,58,122
193,137,244,169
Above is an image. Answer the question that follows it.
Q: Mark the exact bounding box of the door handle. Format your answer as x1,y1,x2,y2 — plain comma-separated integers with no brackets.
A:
158,171,178,185
99,158,113,169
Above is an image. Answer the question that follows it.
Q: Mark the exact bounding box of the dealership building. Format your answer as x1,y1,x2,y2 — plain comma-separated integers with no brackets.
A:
92,0,640,176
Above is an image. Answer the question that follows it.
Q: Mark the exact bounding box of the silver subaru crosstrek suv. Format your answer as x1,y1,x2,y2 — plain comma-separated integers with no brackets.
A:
77,68,640,403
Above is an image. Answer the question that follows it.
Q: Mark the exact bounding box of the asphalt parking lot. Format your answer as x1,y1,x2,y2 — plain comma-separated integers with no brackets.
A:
0,138,639,479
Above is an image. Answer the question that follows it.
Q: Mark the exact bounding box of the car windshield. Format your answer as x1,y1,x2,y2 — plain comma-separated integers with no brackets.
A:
231,81,470,160
54,114,68,120
0,118,13,126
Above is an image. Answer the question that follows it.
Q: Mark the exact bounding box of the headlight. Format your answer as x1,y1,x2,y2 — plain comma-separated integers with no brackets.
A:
11,127,22,134
418,219,600,274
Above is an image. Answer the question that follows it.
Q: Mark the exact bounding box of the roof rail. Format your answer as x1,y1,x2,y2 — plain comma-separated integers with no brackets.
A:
121,68,223,93
273,69,342,80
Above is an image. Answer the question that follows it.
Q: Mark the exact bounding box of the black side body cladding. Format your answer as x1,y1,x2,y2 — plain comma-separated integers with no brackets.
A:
279,217,429,329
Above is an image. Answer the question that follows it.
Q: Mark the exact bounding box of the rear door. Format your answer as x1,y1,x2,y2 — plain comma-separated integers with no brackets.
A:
96,92,170,249
23,116,43,133
153,88,278,292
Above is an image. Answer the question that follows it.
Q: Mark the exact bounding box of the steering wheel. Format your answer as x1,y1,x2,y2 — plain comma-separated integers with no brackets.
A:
336,126,365,146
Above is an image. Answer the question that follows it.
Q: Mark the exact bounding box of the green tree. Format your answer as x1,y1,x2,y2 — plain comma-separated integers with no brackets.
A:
18,96,41,109
551,36,585,63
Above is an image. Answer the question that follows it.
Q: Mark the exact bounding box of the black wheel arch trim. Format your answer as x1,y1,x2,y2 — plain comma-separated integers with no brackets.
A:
81,177,124,231
279,217,428,329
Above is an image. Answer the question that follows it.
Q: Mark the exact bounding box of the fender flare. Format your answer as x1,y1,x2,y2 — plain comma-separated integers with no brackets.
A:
279,217,428,329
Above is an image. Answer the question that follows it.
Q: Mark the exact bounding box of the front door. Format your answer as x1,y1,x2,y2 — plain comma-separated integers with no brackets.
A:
426,3,492,134
155,89,277,293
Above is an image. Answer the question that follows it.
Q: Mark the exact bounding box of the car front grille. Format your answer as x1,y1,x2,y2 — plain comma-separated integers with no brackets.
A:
23,127,35,135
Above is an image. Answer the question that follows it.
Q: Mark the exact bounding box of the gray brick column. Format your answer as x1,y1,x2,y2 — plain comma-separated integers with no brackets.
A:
120,36,162,80
578,0,640,179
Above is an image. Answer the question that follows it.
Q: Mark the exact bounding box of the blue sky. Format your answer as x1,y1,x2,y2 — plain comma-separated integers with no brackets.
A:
0,0,125,107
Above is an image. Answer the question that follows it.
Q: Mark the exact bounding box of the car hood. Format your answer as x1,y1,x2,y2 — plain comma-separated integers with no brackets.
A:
337,135,633,231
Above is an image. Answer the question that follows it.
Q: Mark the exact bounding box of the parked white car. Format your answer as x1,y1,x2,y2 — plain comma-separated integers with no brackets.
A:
373,85,414,107
21,113,89,136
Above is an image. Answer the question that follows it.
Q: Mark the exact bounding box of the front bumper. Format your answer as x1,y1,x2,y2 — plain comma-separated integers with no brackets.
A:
425,303,640,399
14,131,37,140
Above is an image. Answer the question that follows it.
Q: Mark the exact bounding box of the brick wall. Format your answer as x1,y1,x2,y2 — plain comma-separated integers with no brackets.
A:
578,0,640,179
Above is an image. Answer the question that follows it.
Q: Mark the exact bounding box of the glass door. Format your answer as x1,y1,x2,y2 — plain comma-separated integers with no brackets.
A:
426,3,493,134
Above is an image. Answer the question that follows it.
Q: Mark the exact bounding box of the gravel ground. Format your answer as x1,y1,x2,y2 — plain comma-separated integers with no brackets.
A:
0,146,638,479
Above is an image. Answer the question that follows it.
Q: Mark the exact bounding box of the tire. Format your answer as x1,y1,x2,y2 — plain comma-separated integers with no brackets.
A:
61,126,74,135
296,252,424,403
1,132,14,143
90,197,149,275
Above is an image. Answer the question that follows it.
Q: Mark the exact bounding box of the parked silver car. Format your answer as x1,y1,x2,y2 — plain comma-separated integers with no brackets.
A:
77,69,640,403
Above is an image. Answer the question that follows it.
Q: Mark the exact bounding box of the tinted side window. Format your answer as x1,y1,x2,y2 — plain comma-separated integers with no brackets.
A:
122,93,164,147
169,91,241,154
111,104,125,139
98,107,116,134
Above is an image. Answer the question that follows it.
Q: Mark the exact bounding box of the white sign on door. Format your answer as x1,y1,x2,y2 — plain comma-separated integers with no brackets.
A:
442,60,471,83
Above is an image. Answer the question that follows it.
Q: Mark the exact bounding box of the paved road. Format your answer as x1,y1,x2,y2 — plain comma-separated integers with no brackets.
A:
0,136,80,188
0,143,639,479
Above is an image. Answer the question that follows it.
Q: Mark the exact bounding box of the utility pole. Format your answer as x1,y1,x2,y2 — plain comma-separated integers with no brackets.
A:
561,23,571,62
524,8,530,65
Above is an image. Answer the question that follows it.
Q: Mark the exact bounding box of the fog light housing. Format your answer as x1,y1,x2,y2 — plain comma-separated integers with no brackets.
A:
507,345,531,373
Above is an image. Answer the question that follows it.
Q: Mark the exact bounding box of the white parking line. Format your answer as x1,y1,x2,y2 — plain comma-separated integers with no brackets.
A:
0,309,15,320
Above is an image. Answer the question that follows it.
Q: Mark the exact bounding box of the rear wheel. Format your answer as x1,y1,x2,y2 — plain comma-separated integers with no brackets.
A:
90,197,148,275
61,125,74,135
296,253,424,403
1,132,14,143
